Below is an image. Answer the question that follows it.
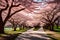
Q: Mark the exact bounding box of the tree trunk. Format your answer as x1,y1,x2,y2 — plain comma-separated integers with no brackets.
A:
56,24,59,29
0,24,4,34
19,25,22,30
50,24,54,31
13,25,17,31
56,20,59,29
14,27,17,31
22,25,24,29
0,17,4,33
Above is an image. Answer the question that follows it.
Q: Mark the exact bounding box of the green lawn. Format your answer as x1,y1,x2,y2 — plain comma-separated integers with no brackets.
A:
33,27,40,31
4,27,27,34
54,26,60,33
46,26,60,40
0,27,27,36
0,27,28,40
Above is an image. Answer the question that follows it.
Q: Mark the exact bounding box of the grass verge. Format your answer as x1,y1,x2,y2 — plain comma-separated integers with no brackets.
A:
0,27,27,40
45,30,60,40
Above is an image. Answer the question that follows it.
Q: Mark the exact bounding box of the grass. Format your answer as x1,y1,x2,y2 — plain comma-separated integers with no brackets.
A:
47,33,60,40
33,27,40,31
45,26,60,40
54,26,60,33
0,27,28,40
4,27,27,34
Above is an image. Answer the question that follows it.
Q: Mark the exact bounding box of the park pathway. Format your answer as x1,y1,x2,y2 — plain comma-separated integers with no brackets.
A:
15,27,51,40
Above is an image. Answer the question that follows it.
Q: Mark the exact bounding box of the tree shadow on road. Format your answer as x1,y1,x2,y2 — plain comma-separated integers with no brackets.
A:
0,33,21,40
16,33,50,40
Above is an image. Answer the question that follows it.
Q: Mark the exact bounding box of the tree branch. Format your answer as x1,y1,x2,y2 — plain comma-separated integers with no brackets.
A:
51,8,60,22
1,0,9,11
42,17,49,22
4,0,22,23
53,16,60,23
10,8,25,17
12,3,21,7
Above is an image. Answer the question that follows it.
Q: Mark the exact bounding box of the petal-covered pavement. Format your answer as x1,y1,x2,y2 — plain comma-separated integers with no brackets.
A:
15,27,51,40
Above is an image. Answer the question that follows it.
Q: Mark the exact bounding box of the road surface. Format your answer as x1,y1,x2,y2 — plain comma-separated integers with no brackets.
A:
15,27,51,40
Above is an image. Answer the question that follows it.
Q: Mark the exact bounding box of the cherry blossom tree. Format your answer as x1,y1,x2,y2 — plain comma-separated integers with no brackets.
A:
8,13,33,31
55,17,60,29
41,3,60,31
0,0,26,33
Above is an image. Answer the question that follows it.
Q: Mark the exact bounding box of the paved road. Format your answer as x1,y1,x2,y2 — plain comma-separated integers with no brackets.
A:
15,27,51,40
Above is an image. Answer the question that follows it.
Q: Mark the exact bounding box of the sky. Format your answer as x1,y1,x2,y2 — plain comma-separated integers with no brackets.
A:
33,0,43,2
33,0,54,2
